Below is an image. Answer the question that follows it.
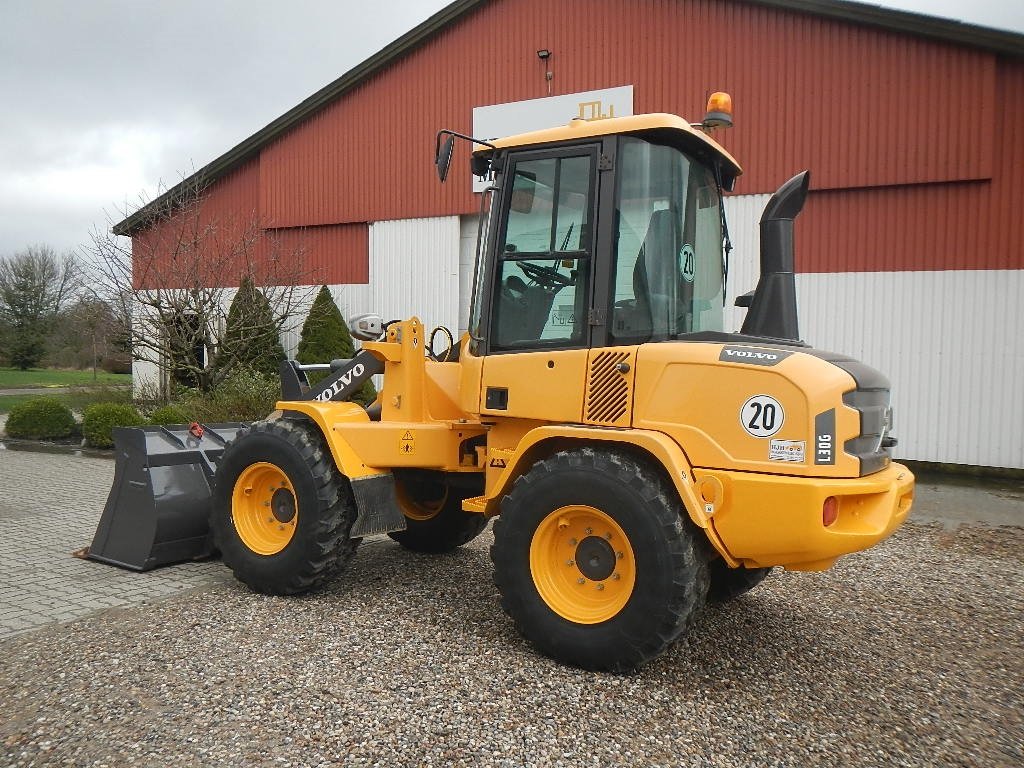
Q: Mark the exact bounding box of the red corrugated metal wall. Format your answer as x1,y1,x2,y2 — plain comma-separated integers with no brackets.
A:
131,157,368,288
798,59,1023,273
133,159,260,290
138,0,1024,283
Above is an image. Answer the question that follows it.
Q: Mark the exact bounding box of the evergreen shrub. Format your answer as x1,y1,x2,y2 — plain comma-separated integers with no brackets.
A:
296,285,377,406
219,276,286,379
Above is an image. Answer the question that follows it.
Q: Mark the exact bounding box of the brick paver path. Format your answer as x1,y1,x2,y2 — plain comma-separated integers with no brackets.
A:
0,446,230,639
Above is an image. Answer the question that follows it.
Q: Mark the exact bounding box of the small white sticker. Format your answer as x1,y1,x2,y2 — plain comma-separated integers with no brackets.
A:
679,244,695,283
740,395,785,438
769,439,805,463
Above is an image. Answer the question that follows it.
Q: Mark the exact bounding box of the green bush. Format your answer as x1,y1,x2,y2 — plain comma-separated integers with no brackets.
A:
82,402,146,448
4,396,76,440
148,404,191,425
296,285,377,406
183,366,279,422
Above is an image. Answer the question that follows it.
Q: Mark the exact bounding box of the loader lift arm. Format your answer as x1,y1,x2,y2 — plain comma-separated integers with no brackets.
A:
279,350,384,403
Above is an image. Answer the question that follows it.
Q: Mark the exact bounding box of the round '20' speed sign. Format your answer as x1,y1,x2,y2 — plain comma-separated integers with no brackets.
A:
740,395,784,438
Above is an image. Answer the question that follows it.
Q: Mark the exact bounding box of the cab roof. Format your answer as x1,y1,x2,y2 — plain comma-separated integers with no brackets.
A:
479,113,742,188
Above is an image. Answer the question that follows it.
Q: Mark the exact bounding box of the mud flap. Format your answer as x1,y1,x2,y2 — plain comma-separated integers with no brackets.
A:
88,423,247,571
349,473,407,537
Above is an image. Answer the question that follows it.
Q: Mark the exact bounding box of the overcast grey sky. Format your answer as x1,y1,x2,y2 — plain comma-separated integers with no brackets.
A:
1,0,1021,256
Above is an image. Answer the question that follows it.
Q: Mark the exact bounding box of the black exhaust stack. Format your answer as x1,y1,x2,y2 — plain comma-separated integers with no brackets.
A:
738,170,810,341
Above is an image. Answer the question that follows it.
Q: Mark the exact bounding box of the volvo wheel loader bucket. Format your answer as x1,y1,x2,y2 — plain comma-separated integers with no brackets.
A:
88,423,247,571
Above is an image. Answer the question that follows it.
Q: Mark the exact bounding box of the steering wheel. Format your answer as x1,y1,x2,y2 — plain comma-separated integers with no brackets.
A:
518,261,573,289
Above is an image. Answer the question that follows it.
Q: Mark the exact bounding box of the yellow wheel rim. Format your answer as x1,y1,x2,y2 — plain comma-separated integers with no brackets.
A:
529,505,636,624
231,462,298,555
395,479,448,522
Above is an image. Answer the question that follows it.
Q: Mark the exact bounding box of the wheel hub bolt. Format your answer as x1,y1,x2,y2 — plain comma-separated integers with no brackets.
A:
605,532,613,540
585,527,593,535
569,538,578,546
617,551,624,559
263,501,271,507
566,560,575,567
577,578,585,585
612,573,620,580
596,583,605,591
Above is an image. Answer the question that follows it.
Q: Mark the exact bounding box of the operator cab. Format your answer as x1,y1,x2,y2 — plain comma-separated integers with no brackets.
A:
464,114,742,358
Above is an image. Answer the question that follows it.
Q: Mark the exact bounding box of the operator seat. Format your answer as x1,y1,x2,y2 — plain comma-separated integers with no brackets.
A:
632,209,679,340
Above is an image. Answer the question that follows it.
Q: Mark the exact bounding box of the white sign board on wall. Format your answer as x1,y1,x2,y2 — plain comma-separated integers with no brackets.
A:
471,85,633,192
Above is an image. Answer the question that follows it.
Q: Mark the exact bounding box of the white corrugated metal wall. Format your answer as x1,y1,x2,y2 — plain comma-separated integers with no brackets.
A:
281,216,462,358
283,208,1020,469
723,195,1024,469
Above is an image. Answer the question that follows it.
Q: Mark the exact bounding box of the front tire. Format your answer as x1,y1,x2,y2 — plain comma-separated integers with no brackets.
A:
491,448,708,672
211,418,358,595
387,470,487,553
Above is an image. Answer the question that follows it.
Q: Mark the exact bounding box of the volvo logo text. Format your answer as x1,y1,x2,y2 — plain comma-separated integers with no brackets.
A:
314,363,365,402
718,346,793,366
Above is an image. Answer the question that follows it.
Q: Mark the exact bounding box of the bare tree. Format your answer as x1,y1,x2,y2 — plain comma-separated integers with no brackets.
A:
83,176,318,392
47,296,129,376
0,245,80,369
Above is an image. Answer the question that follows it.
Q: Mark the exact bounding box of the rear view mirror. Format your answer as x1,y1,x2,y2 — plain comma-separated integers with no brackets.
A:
436,135,455,182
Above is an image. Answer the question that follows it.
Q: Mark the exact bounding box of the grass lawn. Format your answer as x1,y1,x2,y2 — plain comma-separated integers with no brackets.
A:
0,393,73,414
0,368,131,389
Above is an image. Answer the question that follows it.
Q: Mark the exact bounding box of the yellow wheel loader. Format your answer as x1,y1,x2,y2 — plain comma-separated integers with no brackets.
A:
94,95,914,671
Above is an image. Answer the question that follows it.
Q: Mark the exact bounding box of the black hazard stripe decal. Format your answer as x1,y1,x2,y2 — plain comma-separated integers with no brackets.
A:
719,346,793,366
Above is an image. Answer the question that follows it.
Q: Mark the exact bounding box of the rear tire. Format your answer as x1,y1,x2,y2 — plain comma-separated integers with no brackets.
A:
491,447,708,672
707,559,772,603
211,418,358,595
387,470,487,553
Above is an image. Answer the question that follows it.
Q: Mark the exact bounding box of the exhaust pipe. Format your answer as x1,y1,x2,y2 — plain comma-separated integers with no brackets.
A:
738,170,810,341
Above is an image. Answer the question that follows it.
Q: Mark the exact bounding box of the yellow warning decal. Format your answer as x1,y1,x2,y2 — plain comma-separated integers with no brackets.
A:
399,430,415,455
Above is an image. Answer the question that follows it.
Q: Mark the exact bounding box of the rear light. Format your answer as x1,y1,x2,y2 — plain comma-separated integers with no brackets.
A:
822,496,839,527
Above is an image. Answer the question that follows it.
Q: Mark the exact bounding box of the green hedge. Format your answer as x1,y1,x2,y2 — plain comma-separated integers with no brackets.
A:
82,403,147,448
148,404,191,425
182,366,279,423
4,396,76,440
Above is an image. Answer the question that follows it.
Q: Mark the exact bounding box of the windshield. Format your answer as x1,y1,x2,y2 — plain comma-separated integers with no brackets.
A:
610,137,724,341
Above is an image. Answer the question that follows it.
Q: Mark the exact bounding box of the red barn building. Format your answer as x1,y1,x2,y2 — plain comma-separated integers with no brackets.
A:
116,0,1024,469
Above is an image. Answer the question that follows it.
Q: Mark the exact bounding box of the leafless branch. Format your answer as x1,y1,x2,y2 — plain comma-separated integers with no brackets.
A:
82,177,318,391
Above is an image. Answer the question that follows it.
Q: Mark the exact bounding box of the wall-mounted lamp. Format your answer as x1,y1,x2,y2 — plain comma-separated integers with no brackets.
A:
536,49,553,95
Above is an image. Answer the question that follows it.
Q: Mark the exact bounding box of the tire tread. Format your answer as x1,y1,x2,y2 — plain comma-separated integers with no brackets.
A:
211,418,357,595
491,446,709,671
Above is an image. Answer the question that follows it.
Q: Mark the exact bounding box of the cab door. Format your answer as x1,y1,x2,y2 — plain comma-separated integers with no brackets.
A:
479,145,600,423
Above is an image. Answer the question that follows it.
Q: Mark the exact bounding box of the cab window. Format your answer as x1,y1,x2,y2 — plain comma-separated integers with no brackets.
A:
491,151,595,350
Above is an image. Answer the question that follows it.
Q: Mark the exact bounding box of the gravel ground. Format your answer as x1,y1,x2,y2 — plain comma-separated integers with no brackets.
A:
1,521,1021,768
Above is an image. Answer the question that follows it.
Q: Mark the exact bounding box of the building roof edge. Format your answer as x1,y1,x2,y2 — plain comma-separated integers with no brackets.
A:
112,0,1024,236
